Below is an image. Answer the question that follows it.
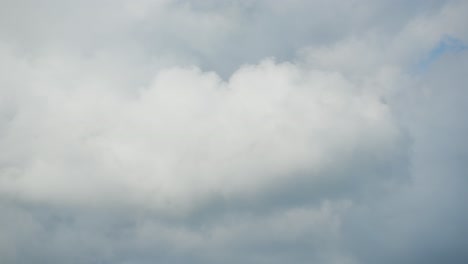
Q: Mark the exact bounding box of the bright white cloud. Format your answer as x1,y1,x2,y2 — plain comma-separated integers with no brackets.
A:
0,58,402,210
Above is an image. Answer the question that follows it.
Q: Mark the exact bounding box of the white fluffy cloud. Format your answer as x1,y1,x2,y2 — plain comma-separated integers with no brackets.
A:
0,0,467,263
0,57,402,210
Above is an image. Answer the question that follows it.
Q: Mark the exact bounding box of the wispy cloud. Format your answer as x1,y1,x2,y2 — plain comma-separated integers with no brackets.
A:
416,35,467,73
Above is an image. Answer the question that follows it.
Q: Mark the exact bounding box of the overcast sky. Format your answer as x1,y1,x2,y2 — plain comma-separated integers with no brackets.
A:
0,0,467,263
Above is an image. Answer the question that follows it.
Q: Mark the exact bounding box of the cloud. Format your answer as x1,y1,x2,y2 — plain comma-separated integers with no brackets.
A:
0,57,404,209
0,0,467,263
342,48,468,264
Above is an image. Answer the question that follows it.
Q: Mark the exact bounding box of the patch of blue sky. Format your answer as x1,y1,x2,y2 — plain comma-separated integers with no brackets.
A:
414,35,467,74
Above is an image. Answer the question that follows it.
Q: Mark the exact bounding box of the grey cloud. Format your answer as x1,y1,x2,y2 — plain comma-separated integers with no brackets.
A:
0,0,449,76
1,0,467,264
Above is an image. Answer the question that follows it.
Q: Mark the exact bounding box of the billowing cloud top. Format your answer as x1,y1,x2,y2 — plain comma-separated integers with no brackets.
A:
0,1,467,263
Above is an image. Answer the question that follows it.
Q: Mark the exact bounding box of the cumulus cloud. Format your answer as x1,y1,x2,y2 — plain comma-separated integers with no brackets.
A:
0,0,467,263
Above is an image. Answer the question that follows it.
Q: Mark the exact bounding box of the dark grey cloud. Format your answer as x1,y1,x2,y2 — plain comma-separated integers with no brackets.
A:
0,0,467,263
342,50,468,264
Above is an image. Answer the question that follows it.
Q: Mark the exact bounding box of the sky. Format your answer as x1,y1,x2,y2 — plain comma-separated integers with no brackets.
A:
0,0,467,263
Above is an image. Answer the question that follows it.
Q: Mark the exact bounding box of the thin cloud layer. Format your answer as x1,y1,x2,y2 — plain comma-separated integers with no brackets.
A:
0,0,467,263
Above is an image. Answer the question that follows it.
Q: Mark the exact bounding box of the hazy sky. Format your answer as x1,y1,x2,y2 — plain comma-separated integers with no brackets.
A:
0,0,467,263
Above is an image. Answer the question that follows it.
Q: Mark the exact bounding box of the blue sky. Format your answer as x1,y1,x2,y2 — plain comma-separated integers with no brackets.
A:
417,35,467,72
